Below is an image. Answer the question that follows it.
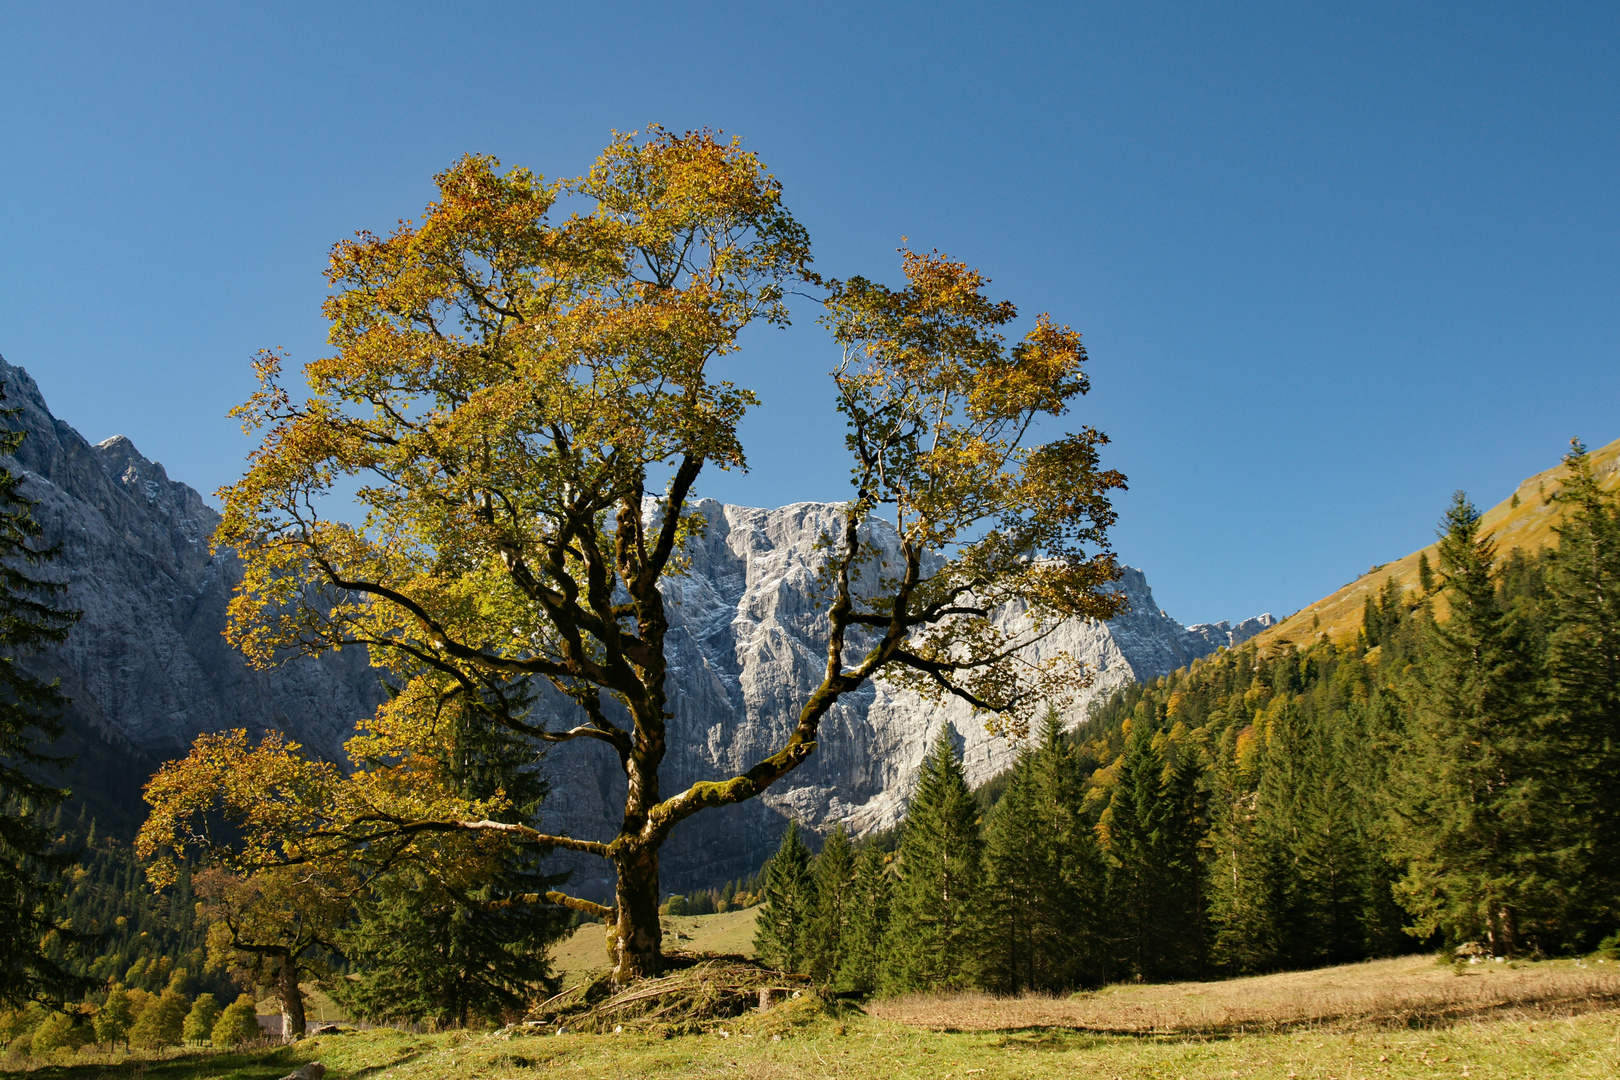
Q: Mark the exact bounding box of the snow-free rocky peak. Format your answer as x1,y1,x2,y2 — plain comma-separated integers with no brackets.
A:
0,353,1270,889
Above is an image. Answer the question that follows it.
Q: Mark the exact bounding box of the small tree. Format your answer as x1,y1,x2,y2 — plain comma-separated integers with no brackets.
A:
199,132,1123,982
193,865,344,1041
211,993,260,1048
806,825,855,983
182,993,221,1045
753,822,817,973
28,1010,93,1056
128,988,186,1049
93,985,133,1046
836,845,891,993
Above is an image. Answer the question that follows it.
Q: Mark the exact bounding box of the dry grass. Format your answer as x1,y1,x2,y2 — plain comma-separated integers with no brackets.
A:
869,955,1620,1034
1253,433,1620,648
550,907,760,979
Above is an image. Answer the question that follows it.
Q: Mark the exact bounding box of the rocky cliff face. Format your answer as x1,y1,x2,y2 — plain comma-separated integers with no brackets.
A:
0,354,1270,890
538,500,1271,897
0,356,383,828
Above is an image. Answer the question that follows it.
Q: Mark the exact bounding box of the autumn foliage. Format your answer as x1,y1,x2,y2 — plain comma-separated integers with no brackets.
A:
138,128,1124,985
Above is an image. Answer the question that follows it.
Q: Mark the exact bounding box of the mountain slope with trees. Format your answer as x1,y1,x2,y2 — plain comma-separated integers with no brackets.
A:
1255,435,1620,648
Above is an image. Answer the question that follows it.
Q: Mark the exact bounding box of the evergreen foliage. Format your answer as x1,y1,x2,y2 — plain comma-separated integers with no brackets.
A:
753,821,817,974
882,731,982,993
1098,717,1206,979
337,703,571,1028
836,845,891,993
806,825,854,984
1543,441,1620,932
1386,493,1563,955
0,391,84,1007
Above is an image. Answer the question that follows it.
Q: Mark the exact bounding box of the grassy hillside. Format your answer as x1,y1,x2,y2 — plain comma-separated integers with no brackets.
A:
1254,434,1620,649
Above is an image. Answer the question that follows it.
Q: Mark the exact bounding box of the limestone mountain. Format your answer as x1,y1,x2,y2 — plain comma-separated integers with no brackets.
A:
0,354,1270,890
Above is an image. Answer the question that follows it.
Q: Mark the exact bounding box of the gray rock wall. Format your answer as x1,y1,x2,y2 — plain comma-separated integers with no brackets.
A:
0,353,1269,890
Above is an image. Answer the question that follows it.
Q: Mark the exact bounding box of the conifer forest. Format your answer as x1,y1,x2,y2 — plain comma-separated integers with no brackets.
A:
750,443,1620,993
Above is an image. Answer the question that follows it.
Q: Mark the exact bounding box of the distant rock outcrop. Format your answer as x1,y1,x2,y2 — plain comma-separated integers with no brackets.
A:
0,353,1270,889
536,501,1272,897
0,356,382,827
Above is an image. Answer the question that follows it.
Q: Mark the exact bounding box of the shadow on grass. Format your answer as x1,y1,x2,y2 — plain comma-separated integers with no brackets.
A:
7,1044,311,1080
924,991,1620,1040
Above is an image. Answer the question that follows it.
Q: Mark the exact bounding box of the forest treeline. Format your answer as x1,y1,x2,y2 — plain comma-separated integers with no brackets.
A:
752,443,1620,993
4,442,1616,1047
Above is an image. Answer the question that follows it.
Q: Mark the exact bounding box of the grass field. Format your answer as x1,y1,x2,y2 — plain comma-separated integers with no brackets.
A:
551,907,760,980
8,954,1620,1079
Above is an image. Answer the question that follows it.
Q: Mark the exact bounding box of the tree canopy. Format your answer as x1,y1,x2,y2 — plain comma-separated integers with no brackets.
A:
140,128,1125,983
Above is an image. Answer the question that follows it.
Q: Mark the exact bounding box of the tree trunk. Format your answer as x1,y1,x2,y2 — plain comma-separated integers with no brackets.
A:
611,843,663,983
277,955,305,1041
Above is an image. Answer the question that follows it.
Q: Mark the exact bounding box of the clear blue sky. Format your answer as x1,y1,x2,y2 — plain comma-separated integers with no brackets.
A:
2,2,1615,626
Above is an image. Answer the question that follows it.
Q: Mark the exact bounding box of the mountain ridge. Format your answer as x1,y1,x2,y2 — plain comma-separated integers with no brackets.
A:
1253,435,1620,650
0,352,1270,890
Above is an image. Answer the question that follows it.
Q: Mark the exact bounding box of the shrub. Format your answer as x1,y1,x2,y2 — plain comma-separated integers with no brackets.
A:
27,1011,93,1056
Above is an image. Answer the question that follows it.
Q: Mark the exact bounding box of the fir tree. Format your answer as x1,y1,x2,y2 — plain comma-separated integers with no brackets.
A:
1544,440,1620,935
835,845,890,994
974,748,1044,993
338,687,571,1027
1029,710,1108,988
1386,492,1560,955
1157,728,1208,975
1100,718,1182,978
753,821,817,974
881,729,982,993
807,824,854,984
1208,724,1280,972
0,391,83,1007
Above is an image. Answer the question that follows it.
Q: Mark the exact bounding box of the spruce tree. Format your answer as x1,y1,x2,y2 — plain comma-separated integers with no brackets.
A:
0,393,83,1007
338,689,571,1027
974,748,1044,993
1157,729,1207,975
1544,440,1620,935
1386,492,1559,955
1100,718,1185,979
1208,724,1281,972
806,824,854,984
753,821,817,974
1030,710,1108,988
836,845,890,993
881,729,982,993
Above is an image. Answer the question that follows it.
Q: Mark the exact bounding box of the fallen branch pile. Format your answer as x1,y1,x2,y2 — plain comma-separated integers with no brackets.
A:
527,955,816,1036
